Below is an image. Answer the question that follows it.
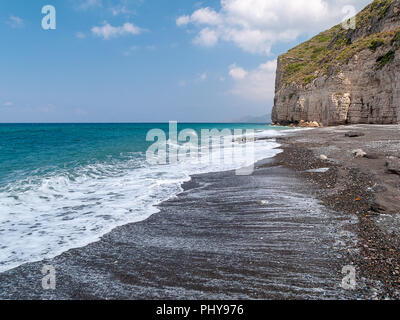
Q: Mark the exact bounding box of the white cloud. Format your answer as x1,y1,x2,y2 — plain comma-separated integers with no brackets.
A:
3,102,13,107
177,0,371,54
191,7,222,25
229,64,248,80
110,5,136,16
7,15,24,28
194,28,219,47
92,22,144,39
229,60,277,102
176,15,190,27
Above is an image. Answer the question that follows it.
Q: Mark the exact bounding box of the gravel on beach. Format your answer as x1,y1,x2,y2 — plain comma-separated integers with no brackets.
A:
272,124,400,299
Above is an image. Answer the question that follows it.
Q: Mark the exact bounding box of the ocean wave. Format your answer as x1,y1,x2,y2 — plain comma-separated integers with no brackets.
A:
0,135,282,273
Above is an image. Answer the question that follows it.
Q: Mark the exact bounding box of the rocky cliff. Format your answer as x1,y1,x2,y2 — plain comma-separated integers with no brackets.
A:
272,0,400,126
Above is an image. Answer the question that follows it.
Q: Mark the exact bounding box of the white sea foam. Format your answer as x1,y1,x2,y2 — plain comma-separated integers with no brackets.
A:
0,128,287,273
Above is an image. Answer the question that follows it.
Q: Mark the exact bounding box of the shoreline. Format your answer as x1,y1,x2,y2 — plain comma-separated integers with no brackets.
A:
0,139,359,299
0,127,282,275
0,124,399,299
272,124,400,298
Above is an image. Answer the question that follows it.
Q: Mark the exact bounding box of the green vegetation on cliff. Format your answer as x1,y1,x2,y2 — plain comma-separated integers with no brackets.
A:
280,0,398,85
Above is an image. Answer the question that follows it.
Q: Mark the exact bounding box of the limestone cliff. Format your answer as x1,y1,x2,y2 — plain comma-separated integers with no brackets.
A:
272,0,400,126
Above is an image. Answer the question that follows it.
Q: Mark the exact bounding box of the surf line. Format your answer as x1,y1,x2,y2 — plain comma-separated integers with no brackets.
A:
145,121,256,176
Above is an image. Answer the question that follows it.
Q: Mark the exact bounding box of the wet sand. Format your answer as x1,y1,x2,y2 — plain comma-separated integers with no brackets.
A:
274,124,400,298
1,162,367,300
1,124,399,299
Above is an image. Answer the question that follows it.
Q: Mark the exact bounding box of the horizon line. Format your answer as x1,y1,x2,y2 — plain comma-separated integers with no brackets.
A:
0,121,271,125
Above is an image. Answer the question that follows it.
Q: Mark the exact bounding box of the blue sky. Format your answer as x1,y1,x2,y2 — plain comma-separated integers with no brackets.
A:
0,0,371,123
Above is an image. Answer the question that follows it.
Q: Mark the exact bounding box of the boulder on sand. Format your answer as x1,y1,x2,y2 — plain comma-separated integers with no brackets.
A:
365,153,380,160
352,149,367,158
299,120,321,128
345,132,365,138
386,157,400,175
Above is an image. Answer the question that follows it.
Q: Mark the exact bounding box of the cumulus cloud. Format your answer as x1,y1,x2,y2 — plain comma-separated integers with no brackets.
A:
177,0,371,54
229,64,248,80
92,22,144,39
190,7,222,25
193,28,219,47
228,60,277,102
176,15,190,27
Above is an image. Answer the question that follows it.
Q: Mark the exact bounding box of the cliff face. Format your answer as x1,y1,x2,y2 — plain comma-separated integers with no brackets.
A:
272,0,400,126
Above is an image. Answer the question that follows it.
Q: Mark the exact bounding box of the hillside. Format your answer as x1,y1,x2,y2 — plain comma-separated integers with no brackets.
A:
272,0,400,126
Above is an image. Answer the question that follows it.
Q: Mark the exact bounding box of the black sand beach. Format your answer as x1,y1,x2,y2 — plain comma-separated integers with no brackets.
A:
275,124,400,298
1,124,400,300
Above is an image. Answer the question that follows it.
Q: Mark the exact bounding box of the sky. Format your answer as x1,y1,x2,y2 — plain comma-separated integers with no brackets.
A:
0,0,372,123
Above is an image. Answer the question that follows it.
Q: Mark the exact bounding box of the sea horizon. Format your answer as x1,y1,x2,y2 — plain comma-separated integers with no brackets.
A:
0,121,272,125
2,0,400,303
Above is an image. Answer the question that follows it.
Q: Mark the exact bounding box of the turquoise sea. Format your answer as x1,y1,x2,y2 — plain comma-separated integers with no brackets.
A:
0,123,288,272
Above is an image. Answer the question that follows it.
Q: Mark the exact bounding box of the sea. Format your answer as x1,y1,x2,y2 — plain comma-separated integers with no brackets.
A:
0,123,288,273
